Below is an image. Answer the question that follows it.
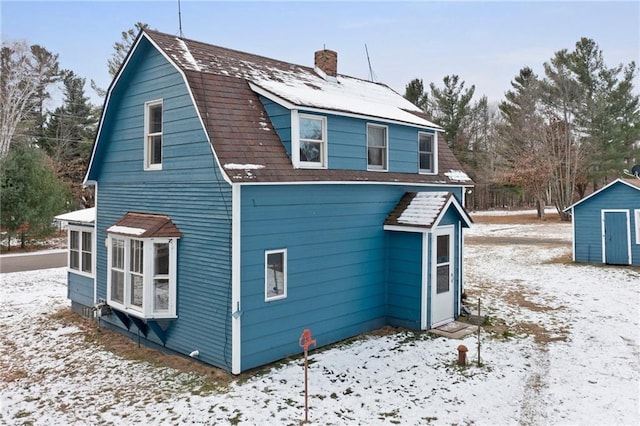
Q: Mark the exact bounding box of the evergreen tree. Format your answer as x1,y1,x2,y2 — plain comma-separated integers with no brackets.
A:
404,78,428,112
43,70,98,205
428,75,475,158
108,22,149,78
0,141,71,249
496,67,552,219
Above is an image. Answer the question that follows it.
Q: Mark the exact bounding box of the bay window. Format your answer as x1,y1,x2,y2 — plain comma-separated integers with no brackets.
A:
107,235,177,318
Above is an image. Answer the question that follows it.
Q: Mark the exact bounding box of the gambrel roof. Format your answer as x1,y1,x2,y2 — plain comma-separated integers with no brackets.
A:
92,29,473,186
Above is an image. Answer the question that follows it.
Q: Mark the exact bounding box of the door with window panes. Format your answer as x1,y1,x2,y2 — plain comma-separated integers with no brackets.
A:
431,226,455,327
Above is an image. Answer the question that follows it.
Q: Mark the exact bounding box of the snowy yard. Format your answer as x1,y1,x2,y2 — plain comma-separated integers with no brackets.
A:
1,219,639,425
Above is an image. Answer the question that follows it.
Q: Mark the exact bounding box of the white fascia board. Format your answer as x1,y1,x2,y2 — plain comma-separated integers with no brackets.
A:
566,178,639,211
383,225,429,233
236,180,470,190
249,82,442,132
432,195,473,230
231,184,242,374
84,31,151,185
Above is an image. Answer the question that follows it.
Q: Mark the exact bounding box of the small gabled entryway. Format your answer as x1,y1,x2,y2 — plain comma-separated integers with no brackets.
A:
384,191,472,331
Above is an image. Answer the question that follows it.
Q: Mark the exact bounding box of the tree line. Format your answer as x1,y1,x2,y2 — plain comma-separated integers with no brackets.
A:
0,23,147,249
405,37,640,219
1,29,638,249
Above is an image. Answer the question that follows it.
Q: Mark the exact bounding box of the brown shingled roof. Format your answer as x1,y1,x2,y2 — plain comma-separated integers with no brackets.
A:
107,212,183,238
143,30,473,186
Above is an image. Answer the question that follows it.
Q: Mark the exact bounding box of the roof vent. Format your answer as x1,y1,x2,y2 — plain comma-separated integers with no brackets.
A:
314,49,337,78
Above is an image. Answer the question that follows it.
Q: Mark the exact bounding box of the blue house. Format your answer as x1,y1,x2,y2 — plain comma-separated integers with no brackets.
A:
75,29,474,374
565,178,640,266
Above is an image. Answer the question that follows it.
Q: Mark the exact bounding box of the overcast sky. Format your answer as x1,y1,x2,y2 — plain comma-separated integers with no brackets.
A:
2,1,639,107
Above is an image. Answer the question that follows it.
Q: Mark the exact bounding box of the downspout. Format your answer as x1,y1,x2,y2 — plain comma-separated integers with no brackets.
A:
84,180,98,305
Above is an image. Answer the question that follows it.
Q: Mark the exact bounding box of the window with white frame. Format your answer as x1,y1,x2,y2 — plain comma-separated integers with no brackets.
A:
635,209,640,244
298,114,327,167
107,235,177,318
265,249,287,301
367,124,388,171
419,132,435,173
145,100,163,170
68,227,93,275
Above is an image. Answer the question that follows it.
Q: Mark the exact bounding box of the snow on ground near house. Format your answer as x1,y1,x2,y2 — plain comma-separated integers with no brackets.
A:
1,222,639,425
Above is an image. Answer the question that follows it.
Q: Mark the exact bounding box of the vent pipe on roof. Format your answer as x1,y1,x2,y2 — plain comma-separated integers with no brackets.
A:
314,49,337,78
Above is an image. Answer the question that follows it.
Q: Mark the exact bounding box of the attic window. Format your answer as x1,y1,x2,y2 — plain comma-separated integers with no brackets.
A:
145,100,163,170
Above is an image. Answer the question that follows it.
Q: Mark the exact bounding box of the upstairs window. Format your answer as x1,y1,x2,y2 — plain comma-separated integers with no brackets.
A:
367,124,388,171
298,114,327,168
69,227,93,276
419,132,435,173
145,100,163,170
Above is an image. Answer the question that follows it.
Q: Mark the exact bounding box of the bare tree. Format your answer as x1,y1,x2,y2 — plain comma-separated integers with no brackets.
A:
0,41,57,156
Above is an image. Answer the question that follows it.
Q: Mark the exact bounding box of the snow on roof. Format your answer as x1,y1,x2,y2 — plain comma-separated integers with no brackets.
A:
223,163,265,170
54,207,95,224
106,225,146,236
397,192,451,227
176,38,202,72
250,74,439,128
444,170,472,183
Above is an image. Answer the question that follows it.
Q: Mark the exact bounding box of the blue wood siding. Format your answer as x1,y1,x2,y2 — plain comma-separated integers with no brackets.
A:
67,272,93,307
91,40,234,371
260,96,291,157
573,182,640,266
238,184,464,370
258,98,436,173
386,231,422,329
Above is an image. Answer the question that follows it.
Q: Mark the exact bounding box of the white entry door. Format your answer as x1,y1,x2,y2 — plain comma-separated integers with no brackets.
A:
431,226,455,328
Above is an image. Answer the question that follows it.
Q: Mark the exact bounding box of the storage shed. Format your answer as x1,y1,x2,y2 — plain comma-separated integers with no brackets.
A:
565,178,640,266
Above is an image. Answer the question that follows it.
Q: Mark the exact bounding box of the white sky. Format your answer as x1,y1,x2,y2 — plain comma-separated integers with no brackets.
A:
2,1,639,107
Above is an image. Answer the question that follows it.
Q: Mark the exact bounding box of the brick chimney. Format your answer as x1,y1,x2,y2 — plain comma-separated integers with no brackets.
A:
314,49,337,77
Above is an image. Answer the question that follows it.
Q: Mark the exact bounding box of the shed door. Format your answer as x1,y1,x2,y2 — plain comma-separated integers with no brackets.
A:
603,211,631,265
431,226,454,327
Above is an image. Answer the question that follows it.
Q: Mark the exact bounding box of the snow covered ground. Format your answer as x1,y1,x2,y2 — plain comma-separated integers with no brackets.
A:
1,221,639,425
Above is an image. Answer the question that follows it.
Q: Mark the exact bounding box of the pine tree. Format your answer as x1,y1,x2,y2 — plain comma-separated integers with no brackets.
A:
428,75,475,158
404,78,428,112
0,141,71,249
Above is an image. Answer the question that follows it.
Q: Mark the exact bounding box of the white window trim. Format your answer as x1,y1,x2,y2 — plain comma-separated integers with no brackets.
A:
265,248,287,302
291,111,328,169
106,234,178,319
418,131,438,175
67,225,94,278
144,99,163,171
367,123,388,172
635,209,640,245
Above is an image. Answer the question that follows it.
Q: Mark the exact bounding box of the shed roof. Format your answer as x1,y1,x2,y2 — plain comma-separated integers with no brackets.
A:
106,212,183,238
137,30,472,186
564,178,640,212
384,192,473,230
54,207,95,225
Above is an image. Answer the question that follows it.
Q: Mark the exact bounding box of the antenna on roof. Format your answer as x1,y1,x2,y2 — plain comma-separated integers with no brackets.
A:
365,44,376,82
177,0,184,38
